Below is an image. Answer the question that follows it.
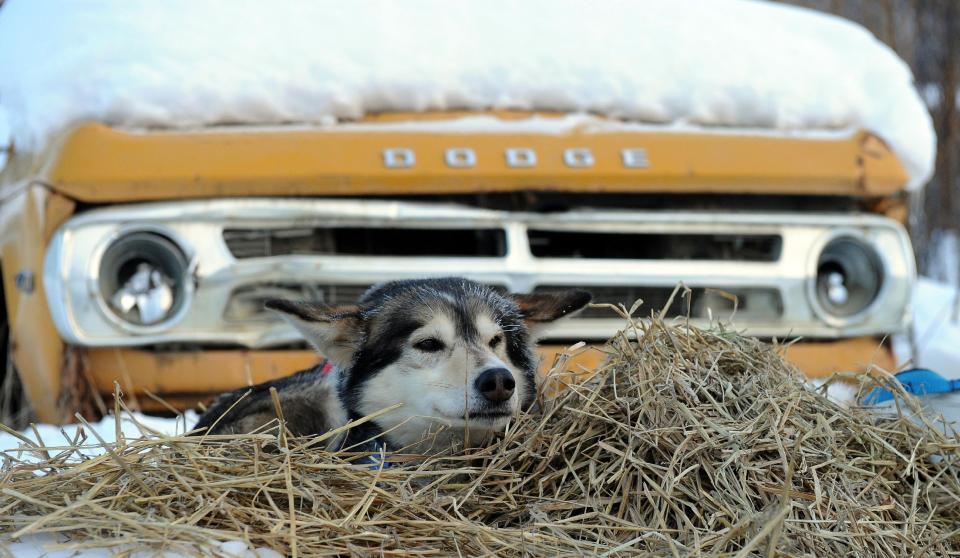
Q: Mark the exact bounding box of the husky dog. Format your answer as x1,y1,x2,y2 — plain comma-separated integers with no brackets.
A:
194,277,591,453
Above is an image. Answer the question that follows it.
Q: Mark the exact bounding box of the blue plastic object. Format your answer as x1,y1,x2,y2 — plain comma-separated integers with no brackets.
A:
864,368,960,405
350,439,394,468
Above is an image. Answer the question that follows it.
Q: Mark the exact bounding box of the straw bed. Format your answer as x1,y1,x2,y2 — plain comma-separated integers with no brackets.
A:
2,313,959,556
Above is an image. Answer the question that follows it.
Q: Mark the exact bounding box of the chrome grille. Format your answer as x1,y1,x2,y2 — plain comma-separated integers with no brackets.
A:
225,283,373,321
528,230,781,261
45,198,915,347
223,227,506,259
225,282,511,322
534,285,783,320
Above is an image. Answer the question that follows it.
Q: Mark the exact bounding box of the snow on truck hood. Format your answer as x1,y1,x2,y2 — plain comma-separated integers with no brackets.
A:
0,0,936,190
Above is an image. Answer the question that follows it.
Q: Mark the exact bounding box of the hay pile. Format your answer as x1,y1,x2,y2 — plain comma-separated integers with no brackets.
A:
1,315,959,556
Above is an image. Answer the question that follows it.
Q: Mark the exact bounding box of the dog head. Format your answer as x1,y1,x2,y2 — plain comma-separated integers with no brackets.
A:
266,277,590,451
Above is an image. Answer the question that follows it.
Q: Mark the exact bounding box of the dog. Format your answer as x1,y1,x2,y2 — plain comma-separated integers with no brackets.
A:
194,277,591,454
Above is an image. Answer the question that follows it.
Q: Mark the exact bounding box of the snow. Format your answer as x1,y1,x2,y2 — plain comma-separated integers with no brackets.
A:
891,277,960,428
0,108,9,171
810,379,859,407
313,113,863,139
926,230,960,286
894,277,960,377
6,536,284,558
0,0,935,189
0,411,198,463
919,82,960,112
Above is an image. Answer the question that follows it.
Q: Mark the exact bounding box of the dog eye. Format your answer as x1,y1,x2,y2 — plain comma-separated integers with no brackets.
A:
414,338,445,352
489,334,503,349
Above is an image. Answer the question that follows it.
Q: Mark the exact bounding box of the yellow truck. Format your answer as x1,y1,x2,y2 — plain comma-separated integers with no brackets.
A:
0,111,916,423
0,0,932,424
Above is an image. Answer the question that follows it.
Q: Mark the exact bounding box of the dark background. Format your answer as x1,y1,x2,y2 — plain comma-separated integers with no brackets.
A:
780,0,958,283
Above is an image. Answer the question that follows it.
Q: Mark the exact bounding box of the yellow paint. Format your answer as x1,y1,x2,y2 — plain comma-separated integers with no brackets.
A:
777,337,897,378
83,346,603,397
84,349,321,395
83,338,892,412
44,115,908,202
0,184,76,423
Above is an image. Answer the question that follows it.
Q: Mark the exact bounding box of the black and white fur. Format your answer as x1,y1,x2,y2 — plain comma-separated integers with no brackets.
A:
194,277,591,453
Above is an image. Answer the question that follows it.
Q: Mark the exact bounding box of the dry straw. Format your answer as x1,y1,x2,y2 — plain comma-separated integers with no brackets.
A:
1,307,959,556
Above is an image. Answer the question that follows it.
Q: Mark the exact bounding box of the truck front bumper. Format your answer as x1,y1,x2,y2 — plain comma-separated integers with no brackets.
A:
81,339,895,412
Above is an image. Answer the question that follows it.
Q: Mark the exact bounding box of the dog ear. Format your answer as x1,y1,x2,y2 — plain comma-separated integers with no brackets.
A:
510,290,592,337
265,299,365,368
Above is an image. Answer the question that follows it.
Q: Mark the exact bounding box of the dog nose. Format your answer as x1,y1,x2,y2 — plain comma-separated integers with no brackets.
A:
475,368,516,403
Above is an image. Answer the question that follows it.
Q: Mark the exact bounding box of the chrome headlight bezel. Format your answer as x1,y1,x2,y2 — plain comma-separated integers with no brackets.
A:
805,228,892,328
87,224,198,334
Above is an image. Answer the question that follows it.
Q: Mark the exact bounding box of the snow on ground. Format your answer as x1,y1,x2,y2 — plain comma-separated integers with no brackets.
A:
0,411,198,463
894,277,960,375
5,536,283,558
0,0,935,189
891,277,960,427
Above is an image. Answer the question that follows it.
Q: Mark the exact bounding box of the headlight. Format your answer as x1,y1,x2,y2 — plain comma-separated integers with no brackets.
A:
814,236,884,319
98,231,190,326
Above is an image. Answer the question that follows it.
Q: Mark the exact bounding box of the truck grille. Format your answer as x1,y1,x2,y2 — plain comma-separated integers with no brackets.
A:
47,198,915,347
535,285,783,320
226,282,783,324
528,230,781,261
223,227,506,259
225,283,373,321
225,282,511,322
